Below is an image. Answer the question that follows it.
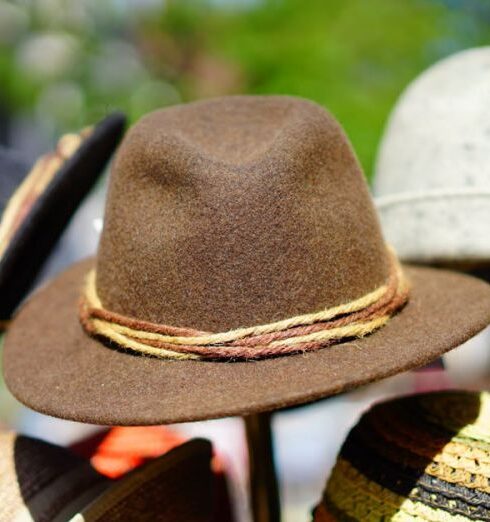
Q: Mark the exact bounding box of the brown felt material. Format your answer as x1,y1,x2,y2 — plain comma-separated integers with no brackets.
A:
3,259,490,424
96,96,388,330
3,95,490,424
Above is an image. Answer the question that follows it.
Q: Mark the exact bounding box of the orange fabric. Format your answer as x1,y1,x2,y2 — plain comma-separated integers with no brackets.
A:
72,426,184,479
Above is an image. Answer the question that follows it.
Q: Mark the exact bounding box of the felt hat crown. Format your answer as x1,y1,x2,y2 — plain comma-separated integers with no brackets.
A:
313,390,490,521
4,95,490,425
374,47,490,265
0,113,125,322
0,431,213,521
96,95,389,330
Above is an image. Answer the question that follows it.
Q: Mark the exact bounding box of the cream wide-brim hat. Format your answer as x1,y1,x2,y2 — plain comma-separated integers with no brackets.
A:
374,47,490,266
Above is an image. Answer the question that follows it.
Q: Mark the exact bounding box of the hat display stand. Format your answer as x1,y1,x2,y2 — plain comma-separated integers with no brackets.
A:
245,412,280,522
4,96,490,522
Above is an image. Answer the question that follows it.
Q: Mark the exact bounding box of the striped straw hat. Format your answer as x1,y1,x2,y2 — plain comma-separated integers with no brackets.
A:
0,113,125,326
314,390,490,521
0,431,213,521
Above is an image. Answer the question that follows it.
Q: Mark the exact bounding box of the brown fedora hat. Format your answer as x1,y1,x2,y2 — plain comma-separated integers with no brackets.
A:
3,95,490,425
0,431,212,521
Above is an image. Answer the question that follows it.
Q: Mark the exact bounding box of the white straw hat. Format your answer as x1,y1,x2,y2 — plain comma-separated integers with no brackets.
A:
374,47,490,266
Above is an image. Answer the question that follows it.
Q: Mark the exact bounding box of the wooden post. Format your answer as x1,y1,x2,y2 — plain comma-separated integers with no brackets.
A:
244,412,281,522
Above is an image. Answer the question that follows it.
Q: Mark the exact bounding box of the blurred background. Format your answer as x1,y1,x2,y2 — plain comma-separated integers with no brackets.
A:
1,1,490,521
3,0,490,174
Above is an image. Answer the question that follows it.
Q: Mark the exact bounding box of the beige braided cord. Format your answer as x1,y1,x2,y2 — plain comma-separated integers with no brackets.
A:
79,249,409,361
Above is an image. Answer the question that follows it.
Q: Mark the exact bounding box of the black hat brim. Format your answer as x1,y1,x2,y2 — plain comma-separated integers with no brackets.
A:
0,113,125,320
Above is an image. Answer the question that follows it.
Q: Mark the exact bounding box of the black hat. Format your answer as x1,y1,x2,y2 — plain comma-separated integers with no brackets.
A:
0,113,125,324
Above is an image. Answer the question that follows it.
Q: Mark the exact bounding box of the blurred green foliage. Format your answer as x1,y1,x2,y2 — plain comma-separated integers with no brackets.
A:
1,0,490,177
154,0,490,176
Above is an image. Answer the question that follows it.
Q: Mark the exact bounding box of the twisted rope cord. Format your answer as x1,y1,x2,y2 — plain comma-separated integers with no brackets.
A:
79,249,409,361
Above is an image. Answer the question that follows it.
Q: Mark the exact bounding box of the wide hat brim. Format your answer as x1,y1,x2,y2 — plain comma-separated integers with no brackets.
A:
4,258,490,424
0,113,125,321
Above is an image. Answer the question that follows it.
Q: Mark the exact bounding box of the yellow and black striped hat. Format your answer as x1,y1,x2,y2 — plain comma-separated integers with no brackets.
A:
314,390,490,521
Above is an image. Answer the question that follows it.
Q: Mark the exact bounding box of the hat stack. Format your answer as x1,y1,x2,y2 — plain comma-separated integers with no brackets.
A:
70,426,236,522
70,426,185,478
374,46,490,384
0,430,213,521
313,390,490,521
374,47,490,269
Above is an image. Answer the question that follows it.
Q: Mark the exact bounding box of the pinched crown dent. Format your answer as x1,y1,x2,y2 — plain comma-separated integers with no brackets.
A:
96,96,389,331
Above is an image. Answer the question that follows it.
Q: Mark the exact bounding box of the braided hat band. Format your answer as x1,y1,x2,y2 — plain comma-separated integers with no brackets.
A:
78,248,409,362
315,391,490,522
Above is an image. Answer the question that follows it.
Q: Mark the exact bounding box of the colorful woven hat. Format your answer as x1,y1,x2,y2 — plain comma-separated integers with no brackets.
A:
374,47,490,266
313,390,490,521
0,113,125,324
0,430,213,521
3,96,490,425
